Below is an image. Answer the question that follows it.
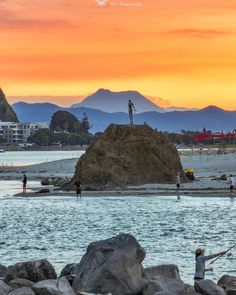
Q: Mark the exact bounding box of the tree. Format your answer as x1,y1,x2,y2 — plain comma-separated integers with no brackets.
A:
50,111,80,133
28,129,56,146
80,112,90,133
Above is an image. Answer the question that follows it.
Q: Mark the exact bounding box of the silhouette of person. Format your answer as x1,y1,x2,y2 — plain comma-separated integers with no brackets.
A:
74,178,82,198
128,99,136,125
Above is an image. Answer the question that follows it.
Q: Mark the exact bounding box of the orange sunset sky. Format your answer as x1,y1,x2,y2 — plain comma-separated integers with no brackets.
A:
1,0,236,109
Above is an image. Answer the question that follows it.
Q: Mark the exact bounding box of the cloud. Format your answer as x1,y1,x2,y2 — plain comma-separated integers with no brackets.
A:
0,3,74,30
159,28,232,39
146,95,170,107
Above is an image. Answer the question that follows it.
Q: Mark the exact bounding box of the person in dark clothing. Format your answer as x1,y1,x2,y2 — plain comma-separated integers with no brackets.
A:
22,174,27,193
128,99,136,125
74,178,82,198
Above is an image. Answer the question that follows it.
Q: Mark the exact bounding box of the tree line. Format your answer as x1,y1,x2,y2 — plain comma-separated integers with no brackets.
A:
28,111,97,146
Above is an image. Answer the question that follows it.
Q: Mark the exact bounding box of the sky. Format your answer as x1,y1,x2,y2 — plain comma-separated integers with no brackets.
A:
1,0,236,109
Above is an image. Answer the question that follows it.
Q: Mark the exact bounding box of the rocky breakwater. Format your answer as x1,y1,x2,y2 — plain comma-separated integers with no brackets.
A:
0,234,234,295
68,124,185,190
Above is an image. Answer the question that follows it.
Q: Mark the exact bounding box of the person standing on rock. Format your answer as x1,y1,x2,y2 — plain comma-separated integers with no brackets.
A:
22,174,27,193
74,178,82,198
128,99,136,125
194,248,227,282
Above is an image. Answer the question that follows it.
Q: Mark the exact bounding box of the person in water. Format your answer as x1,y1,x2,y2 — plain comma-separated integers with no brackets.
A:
227,174,234,195
22,174,27,193
128,99,136,125
176,172,181,193
74,178,82,198
194,248,227,282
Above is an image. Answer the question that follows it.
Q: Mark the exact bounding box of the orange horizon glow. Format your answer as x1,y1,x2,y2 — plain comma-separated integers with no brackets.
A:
1,0,236,109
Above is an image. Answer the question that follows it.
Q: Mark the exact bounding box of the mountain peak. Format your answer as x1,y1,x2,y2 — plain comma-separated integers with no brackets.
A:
201,105,224,112
95,88,112,95
72,89,165,113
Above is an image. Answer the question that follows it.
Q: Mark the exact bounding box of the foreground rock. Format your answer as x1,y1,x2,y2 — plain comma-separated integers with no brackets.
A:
194,279,226,295
69,124,185,190
142,275,185,295
65,233,146,295
8,278,34,290
0,280,11,295
0,264,8,278
4,260,57,284
218,275,236,294
32,277,75,295
144,265,181,281
9,287,35,295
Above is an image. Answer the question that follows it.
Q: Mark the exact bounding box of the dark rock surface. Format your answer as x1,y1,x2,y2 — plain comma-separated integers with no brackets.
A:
0,280,11,295
195,279,226,295
4,260,57,284
32,277,75,295
8,278,34,290
9,287,35,295
0,89,18,122
144,265,181,281
69,124,185,190
0,265,8,278
142,275,185,295
218,275,236,295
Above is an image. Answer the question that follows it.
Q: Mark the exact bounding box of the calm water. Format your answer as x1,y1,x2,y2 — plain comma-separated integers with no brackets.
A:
0,150,84,166
0,186,235,283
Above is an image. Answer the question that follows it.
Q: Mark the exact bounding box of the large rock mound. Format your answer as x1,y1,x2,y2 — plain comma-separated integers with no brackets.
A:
0,88,18,122
70,124,184,190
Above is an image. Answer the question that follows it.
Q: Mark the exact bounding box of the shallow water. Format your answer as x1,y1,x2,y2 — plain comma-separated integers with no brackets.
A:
0,150,84,166
0,188,235,283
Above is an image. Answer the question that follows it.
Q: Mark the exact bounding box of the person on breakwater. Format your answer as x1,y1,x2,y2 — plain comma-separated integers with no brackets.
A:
22,174,27,193
128,99,136,125
194,248,227,282
74,178,82,198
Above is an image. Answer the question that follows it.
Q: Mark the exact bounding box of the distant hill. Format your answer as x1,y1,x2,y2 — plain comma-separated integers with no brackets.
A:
12,102,61,123
71,89,165,113
0,89,18,122
12,102,236,133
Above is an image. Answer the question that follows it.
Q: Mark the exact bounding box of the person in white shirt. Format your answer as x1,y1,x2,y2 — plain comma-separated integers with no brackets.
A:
228,174,234,194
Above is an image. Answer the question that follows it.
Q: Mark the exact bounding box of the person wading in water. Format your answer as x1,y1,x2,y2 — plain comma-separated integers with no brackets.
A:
128,99,136,125
22,174,27,193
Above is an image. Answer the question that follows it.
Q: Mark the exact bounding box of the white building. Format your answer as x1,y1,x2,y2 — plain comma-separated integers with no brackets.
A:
0,122,49,144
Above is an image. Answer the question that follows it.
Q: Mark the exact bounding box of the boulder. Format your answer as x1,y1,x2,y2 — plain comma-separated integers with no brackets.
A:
153,292,176,295
184,284,201,295
8,279,34,290
40,178,50,186
68,124,185,190
0,280,10,295
142,276,185,295
32,277,75,295
194,279,226,295
0,265,8,278
4,260,57,284
218,275,236,295
144,265,181,280
71,233,146,295
9,287,35,295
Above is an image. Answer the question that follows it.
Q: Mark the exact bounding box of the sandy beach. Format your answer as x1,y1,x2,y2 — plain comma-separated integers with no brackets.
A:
1,149,235,196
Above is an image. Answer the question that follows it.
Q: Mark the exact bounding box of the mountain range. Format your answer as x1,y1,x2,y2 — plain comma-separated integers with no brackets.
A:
12,101,236,133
